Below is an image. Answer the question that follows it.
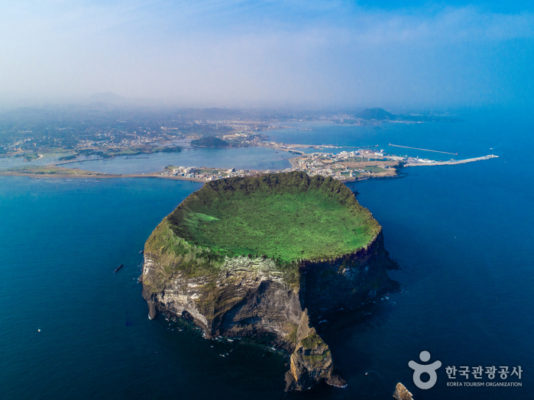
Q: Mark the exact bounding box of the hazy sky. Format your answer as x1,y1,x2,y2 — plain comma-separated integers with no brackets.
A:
1,1,533,108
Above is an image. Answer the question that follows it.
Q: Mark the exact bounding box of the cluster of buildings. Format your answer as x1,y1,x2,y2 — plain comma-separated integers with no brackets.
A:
160,148,401,183
290,149,399,181
162,165,266,182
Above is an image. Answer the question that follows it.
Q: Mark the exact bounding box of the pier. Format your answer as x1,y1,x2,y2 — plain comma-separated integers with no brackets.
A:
389,143,458,156
404,154,498,167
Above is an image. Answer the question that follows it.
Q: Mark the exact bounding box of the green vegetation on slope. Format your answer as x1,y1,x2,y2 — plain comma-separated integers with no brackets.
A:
144,219,225,291
5,165,108,176
166,172,380,263
191,136,230,148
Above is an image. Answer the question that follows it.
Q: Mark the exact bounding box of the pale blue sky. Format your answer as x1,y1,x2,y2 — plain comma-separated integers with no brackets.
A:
1,1,533,108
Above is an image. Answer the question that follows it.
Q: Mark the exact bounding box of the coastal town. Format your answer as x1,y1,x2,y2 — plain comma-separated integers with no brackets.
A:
159,149,402,182
156,148,497,183
0,107,442,161
0,107,498,183
4,145,496,183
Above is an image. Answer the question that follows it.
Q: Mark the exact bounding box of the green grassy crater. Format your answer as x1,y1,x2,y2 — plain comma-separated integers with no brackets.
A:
164,172,380,263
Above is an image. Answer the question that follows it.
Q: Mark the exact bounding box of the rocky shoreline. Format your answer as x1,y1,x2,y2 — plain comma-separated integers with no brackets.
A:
141,172,398,391
142,232,397,390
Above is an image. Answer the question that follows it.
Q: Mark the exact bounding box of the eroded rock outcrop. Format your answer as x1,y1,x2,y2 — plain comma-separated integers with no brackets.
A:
393,382,414,400
141,172,397,391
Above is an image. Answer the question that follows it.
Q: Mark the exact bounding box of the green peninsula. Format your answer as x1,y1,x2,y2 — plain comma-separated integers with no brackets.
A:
142,172,396,391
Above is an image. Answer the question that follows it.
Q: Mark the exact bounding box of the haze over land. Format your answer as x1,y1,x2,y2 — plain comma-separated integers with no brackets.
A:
1,0,533,110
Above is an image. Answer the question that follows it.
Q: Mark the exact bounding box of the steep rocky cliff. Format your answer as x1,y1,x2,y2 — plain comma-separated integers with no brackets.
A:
141,172,397,391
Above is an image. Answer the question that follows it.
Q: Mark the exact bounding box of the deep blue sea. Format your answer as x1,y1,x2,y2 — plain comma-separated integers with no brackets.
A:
1,109,533,399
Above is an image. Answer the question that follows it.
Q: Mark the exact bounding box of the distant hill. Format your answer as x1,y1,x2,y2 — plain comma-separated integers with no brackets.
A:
357,108,395,121
190,136,230,148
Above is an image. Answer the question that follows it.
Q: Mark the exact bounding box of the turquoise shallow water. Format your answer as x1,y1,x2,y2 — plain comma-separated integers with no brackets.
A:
66,146,292,174
0,109,533,399
0,153,65,170
0,146,292,174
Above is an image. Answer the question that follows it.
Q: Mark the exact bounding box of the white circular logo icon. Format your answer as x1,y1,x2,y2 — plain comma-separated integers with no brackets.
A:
408,350,442,390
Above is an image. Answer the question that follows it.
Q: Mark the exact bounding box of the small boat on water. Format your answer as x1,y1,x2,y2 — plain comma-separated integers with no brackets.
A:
114,264,124,273
139,250,144,255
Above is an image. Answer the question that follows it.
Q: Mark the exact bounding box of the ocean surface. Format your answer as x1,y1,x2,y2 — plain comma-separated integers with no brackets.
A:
0,108,533,399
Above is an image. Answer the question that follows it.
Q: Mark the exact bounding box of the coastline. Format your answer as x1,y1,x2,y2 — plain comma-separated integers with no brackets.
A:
0,167,393,183
0,140,499,185
0,169,208,182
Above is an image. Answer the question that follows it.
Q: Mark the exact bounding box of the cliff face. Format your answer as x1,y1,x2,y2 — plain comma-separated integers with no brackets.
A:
141,172,397,391
300,232,397,325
